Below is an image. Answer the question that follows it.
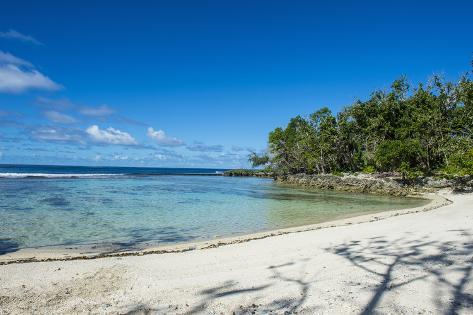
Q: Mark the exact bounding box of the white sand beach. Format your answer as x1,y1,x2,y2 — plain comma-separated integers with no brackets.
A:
0,190,472,314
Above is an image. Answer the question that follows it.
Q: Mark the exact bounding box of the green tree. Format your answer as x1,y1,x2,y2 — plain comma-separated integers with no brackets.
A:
261,63,473,178
248,152,270,168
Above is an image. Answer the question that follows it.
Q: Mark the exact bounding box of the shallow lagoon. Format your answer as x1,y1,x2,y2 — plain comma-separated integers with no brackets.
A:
0,175,428,252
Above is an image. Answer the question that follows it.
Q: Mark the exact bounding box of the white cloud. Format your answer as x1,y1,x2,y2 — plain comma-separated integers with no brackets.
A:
80,105,115,117
43,111,77,124
0,51,32,67
0,29,43,45
0,64,61,93
32,126,84,143
111,154,129,160
86,125,137,145
0,51,60,93
147,127,184,147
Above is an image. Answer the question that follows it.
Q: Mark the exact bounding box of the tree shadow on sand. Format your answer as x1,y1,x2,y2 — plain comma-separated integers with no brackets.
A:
185,258,317,315
123,259,316,315
123,230,472,314
327,229,473,314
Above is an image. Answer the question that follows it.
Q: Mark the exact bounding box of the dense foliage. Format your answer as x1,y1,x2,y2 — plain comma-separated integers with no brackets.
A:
223,169,269,177
252,67,473,178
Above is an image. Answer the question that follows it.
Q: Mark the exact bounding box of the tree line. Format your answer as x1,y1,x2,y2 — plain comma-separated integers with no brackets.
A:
250,65,473,178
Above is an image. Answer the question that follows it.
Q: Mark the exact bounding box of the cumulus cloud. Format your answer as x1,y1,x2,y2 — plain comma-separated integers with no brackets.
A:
187,141,224,152
86,125,137,145
0,29,43,45
147,127,184,146
43,110,77,124
80,105,115,117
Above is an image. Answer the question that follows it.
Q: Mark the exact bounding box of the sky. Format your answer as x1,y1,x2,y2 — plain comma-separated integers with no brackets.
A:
0,0,472,168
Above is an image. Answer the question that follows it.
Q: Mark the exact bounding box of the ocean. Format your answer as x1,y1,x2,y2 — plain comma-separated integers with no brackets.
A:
0,164,428,254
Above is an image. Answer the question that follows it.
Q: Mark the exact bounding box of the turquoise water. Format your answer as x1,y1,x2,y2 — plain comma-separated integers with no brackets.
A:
0,166,428,253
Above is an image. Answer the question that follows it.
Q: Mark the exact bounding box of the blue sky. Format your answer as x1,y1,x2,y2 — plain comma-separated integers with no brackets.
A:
0,1,472,168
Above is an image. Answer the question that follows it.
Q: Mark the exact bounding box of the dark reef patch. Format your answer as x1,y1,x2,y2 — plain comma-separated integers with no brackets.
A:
110,226,197,251
0,238,19,255
41,196,71,207
101,198,114,204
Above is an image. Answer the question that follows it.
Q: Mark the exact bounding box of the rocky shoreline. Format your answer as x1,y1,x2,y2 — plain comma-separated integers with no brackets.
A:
277,173,473,196
275,173,410,196
225,170,473,196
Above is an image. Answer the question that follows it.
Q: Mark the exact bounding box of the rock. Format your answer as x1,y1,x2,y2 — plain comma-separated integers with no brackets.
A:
425,178,452,188
276,173,411,196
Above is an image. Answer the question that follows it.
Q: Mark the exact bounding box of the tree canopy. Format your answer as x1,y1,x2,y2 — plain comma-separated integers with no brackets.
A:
252,66,473,178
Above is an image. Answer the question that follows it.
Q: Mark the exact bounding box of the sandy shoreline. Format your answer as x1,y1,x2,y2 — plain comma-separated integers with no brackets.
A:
1,194,444,265
0,190,472,314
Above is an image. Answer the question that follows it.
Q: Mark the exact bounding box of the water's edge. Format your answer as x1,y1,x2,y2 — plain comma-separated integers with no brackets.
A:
0,193,450,265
